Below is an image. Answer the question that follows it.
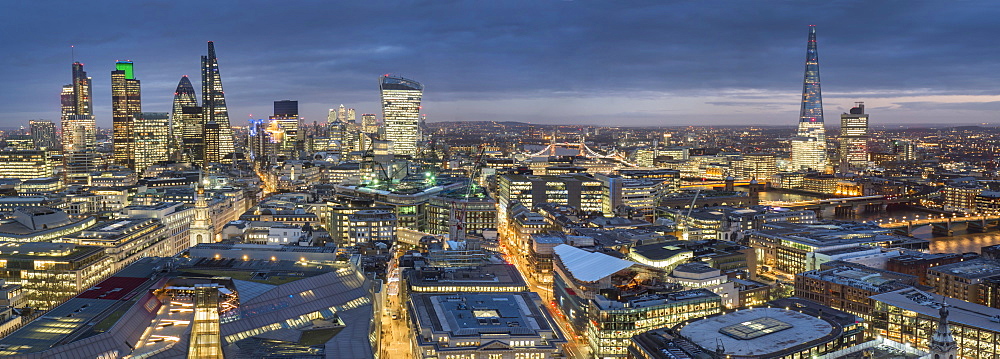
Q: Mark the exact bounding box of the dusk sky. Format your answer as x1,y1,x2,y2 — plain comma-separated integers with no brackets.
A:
2,1,999,128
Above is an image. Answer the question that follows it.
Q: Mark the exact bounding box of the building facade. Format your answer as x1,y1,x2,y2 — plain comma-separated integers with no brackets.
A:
201,41,234,163
790,25,827,172
839,103,869,172
379,75,423,157
111,60,142,168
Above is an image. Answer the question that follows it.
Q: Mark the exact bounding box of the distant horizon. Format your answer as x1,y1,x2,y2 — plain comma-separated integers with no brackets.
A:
4,120,999,132
2,2,1000,127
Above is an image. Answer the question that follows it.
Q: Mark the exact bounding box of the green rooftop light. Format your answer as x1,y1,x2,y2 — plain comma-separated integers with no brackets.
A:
115,61,134,80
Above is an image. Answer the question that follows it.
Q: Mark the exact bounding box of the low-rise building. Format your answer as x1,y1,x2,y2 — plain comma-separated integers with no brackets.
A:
0,242,113,309
59,218,170,273
870,287,1000,359
926,258,1000,307
407,292,567,358
885,251,966,285
795,266,917,319
0,207,96,243
747,221,928,280
0,150,54,181
347,209,397,245
668,262,738,309
552,244,722,357
629,298,866,359
626,242,693,272
119,202,194,257
406,264,528,293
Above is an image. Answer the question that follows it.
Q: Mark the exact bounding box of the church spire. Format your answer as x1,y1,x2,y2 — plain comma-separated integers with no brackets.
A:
929,298,957,359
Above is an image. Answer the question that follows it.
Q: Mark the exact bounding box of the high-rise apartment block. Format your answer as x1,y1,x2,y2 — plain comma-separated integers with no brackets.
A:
379,75,423,157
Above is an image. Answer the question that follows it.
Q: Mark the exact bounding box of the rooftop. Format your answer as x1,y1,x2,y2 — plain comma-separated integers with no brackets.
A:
870,287,1000,332
0,241,104,260
410,292,554,337
554,244,638,282
929,258,1000,279
408,264,527,289
754,221,927,248
800,266,914,293
678,307,836,357
630,242,694,261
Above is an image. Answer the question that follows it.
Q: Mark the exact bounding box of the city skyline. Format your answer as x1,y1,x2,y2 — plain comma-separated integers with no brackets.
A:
3,1,1000,128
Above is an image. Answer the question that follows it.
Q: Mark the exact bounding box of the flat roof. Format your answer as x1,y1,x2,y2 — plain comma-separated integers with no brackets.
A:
411,292,553,336
800,266,913,293
408,264,526,288
929,258,1000,279
871,288,1000,332
630,242,692,261
679,307,835,357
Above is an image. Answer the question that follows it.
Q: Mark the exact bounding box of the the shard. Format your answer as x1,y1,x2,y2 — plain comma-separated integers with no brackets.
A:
201,41,235,163
790,25,827,171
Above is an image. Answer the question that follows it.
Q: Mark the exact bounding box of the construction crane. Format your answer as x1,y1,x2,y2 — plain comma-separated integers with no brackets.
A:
448,144,488,241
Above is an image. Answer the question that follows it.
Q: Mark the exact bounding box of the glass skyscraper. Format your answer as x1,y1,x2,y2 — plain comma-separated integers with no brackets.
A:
791,25,828,172
171,75,198,160
61,62,96,185
379,75,423,157
112,60,142,168
270,100,300,158
132,112,170,174
201,41,235,163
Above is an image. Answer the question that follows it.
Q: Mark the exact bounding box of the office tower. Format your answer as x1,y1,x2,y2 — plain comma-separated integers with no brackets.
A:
335,104,356,125
379,75,423,157
274,100,298,117
201,41,234,163
247,119,270,168
111,61,142,168
270,100,300,158
204,121,222,164
180,106,206,165
790,25,827,172
361,113,377,134
29,120,57,150
132,112,170,174
740,153,778,182
839,102,869,172
61,62,96,185
328,110,347,155
334,104,362,152
170,76,198,159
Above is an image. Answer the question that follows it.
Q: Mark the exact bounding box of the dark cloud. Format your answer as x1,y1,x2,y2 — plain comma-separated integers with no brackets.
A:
1,0,1000,127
